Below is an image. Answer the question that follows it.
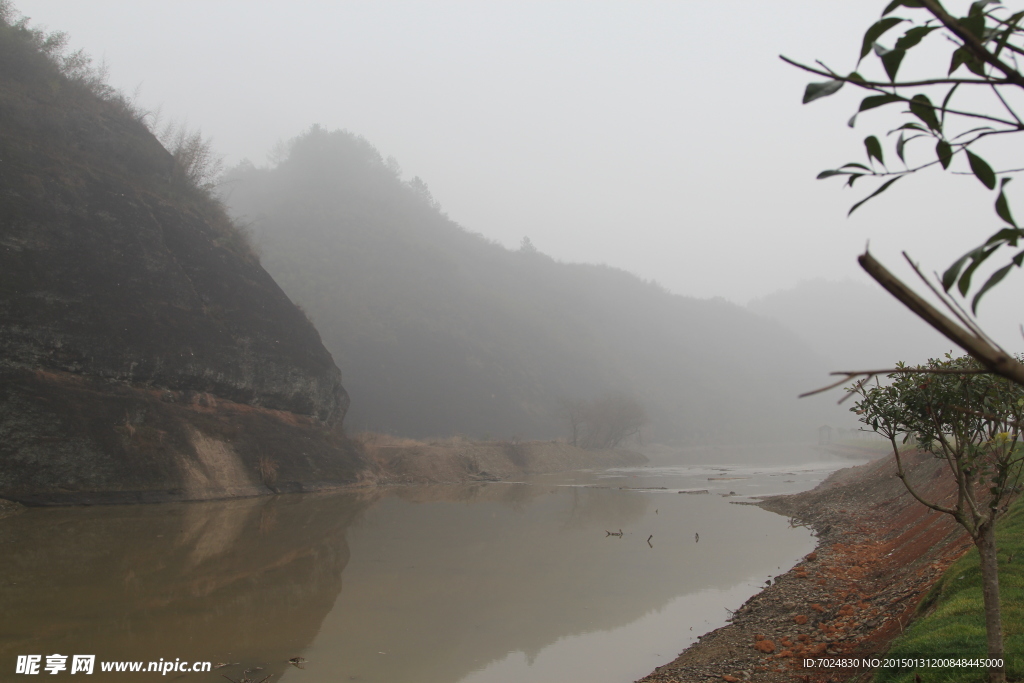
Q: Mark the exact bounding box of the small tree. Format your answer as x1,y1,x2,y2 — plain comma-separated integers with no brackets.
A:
566,393,648,450
558,397,588,447
854,354,1024,681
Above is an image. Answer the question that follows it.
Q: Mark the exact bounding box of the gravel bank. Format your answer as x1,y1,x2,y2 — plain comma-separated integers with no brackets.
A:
637,450,973,683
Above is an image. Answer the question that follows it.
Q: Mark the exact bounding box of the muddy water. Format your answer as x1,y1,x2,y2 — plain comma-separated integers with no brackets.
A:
0,461,855,683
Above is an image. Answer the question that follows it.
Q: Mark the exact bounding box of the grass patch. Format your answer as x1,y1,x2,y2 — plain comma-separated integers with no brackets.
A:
874,494,1024,682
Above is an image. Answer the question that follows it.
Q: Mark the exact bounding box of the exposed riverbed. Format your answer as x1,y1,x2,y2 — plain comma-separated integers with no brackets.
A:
0,456,864,683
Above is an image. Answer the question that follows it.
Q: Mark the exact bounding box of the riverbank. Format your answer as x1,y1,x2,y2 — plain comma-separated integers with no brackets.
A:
0,429,645,507
638,450,973,683
0,498,23,520
354,432,647,485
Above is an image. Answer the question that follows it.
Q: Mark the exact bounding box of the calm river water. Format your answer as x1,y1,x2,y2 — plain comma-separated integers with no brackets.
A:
1,456,863,683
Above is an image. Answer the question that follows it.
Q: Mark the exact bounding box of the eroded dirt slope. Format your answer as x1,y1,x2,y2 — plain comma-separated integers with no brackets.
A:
639,451,973,683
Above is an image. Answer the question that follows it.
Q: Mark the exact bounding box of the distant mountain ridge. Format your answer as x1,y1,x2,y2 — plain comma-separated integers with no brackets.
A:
747,278,955,369
222,127,837,445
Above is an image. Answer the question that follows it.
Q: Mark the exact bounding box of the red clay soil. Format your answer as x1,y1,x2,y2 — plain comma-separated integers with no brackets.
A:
637,450,974,683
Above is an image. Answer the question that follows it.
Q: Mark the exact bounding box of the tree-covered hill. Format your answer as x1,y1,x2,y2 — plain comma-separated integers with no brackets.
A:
222,128,835,446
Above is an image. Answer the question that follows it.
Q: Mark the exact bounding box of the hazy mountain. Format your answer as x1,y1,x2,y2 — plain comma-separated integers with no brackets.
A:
747,279,955,369
222,127,840,446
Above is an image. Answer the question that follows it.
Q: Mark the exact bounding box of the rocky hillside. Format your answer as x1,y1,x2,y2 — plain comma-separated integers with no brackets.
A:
0,15,369,503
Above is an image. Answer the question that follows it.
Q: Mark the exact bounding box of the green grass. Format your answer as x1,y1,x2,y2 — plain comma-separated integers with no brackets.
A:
874,495,1024,682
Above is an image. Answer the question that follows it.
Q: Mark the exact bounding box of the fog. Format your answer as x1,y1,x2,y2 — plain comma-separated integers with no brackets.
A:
12,0,1023,446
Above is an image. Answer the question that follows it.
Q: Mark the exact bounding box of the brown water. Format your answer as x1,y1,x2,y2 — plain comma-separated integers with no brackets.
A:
0,461,852,683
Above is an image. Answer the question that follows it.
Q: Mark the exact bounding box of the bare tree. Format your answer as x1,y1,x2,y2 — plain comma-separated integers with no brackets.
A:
558,397,588,447
564,393,648,451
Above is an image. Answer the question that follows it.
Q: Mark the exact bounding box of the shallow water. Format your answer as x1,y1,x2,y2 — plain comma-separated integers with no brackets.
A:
0,457,862,682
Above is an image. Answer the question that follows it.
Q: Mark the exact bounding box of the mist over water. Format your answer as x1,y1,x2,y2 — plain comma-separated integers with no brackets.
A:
0,459,866,683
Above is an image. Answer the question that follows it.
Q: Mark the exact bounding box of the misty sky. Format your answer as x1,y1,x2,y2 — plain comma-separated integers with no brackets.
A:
16,0,1024,348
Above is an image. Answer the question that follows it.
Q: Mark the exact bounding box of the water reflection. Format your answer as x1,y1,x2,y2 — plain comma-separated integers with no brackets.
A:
283,477,816,683
1,467,828,683
0,492,374,682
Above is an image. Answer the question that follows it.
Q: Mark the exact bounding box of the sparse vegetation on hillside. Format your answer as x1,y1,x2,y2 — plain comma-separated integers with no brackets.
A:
0,2,244,255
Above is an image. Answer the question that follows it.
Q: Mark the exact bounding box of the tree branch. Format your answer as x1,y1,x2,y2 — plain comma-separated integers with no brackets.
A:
783,56,1021,127
919,0,1024,89
859,250,1024,387
891,436,957,515
780,54,995,87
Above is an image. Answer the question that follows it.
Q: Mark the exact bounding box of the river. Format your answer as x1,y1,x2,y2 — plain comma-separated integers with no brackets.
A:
0,455,863,682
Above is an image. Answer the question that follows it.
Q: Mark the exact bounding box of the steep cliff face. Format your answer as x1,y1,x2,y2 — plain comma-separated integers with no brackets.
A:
0,19,368,502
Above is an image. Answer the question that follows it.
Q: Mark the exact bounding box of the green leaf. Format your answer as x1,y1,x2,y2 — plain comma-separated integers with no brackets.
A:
846,174,865,188
817,170,846,179
895,25,940,49
967,150,997,189
909,94,941,131
883,0,924,15
936,140,953,169
996,188,1016,226
849,176,903,216
896,132,907,162
966,53,987,76
848,94,902,128
865,135,885,166
949,46,976,75
943,252,973,291
861,18,907,60
985,226,1024,247
881,48,907,81
960,12,987,41
969,0,1000,17
840,162,871,170
890,122,927,133
803,79,844,104
973,262,1014,312
959,245,998,295
862,94,902,112
939,84,960,127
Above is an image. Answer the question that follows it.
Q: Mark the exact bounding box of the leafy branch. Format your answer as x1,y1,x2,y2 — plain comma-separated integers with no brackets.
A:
785,0,1024,310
